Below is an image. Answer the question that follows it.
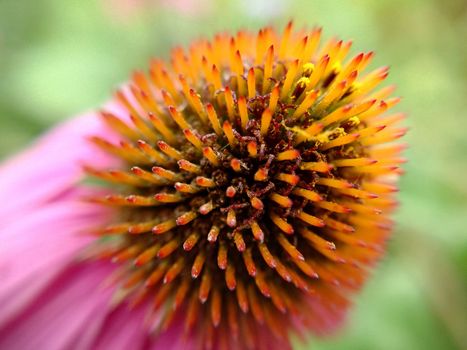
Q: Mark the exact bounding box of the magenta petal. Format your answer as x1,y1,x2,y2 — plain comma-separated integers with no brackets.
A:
90,303,150,350
0,262,116,350
0,195,111,328
0,112,118,224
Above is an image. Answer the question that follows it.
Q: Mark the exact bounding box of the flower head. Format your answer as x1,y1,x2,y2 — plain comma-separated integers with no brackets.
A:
0,22,406,350
84,22,406,349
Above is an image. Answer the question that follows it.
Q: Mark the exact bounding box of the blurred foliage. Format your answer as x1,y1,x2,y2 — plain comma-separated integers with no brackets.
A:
0,0,466,349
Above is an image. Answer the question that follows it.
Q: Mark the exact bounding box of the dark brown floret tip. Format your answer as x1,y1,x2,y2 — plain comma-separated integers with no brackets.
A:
85,22,405,350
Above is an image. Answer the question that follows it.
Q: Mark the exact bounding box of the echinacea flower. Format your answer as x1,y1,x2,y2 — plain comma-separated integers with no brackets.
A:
0,22,406,350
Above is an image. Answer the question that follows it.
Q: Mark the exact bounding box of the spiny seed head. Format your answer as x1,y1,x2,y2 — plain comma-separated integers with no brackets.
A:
86,22,406,349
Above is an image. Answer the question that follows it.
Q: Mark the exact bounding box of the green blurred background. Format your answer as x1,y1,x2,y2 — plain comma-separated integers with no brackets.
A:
1,0,466,349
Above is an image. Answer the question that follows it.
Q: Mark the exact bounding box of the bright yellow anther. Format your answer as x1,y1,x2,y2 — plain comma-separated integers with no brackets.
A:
302,63,315,77
348,116,360,126
296,77,310,89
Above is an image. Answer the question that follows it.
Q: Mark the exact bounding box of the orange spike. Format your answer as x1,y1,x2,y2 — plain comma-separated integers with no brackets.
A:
300,161,333,172
211,289,222,327
100,111,139,140
177,159,201,174
189,89,208,123
174,181,198,194
248,285,265,323
224,87,235,121
281,59,300,100
314,200,351,213
269,84,280,113
236,280,249,313
294,122,325,144
325,217,355,233
183,232,200,251
195,176,216,188
262,45,274,94
317,80,347,109
247,141,258,158
152,166,180,181
276,149,300,161
269,212,294,234
206,103,223,135
191,251,206,278
163,258,185,283
243,248,257,276
296,211,325,227
225,263,236,290
255,272,271,297
131,166,165,185
217,242,228,269
230,158,241,172
234,231,246,252
134,140,167,164
145,262,168,286
273,257,292,282
269,285,287,314
183,129,203,150
251,221,264,242
300,228,344,262
308,54,330,88
294,259,319,278
320,133,359,150
157,141,184,160
185,293,200,332
152,283,172,309
168,105,190,130
335,187,378,199
250,197,264,210
258,243,276,268
260,108,272,136
208,225,220,243
269,192,293,208
157,238,180,258
200,201,215,215
316,177,353,189
199,269,212,303
279,21,293,59
254,167,269,181
226,186,236,198
222,121,237,148
277,234,304,261
238,96,249,130
129,114,157,141
227,209,237,227
276,173,300,185
247,67,256,99
134,245,159,266
176,211,198,226
291,90,319,119
173,277,191,309
211,64,222,90
152,219,176,234
154,192,183,203
202,147,220,166
333,157,376,167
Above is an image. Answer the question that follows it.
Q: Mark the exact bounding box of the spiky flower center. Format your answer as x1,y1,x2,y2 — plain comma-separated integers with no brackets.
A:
86,23,405,349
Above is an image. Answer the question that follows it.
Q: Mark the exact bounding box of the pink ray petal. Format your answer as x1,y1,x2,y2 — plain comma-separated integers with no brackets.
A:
0,111,119,225
0,195,111,328
0,261,116,350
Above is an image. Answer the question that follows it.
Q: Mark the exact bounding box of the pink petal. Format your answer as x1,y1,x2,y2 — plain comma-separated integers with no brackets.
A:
0,261,116,350
90,303,150,350
0,111,118,225
0,195,111,328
